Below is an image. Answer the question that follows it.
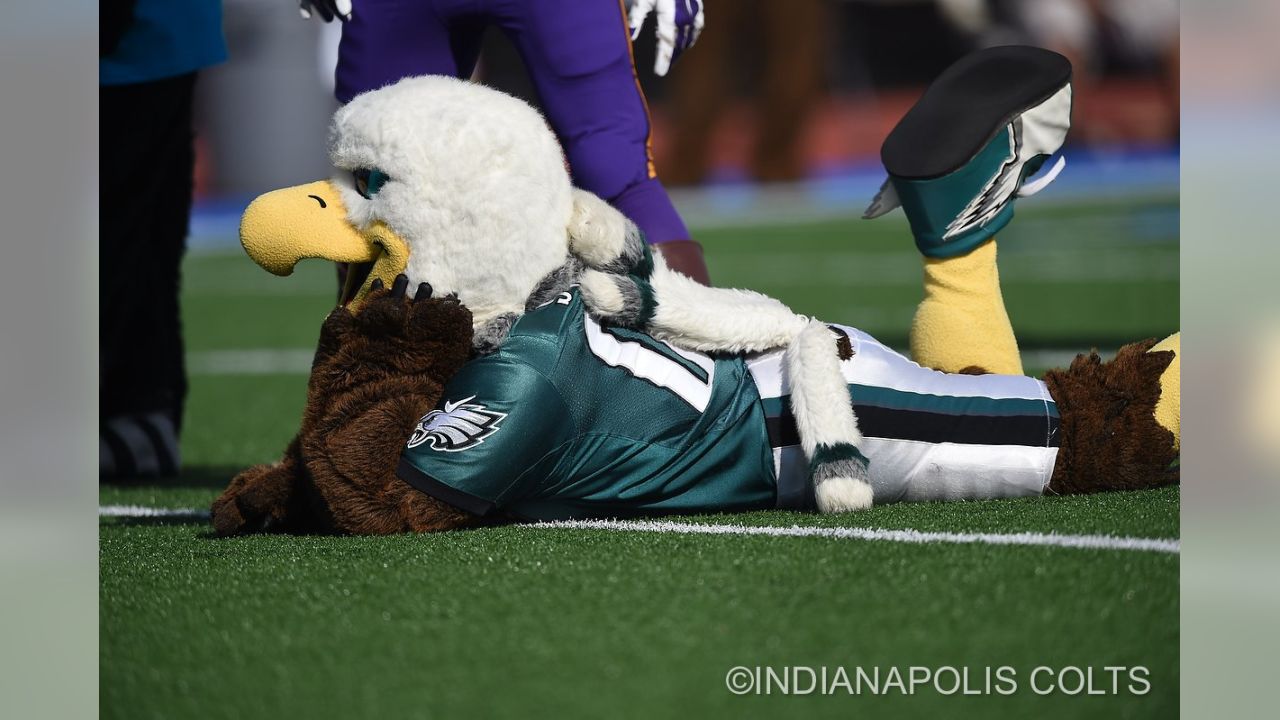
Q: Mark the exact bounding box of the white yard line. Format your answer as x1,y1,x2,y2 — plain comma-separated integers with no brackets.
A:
100,505,212,519
188,349,315,375
531,518,1179,554
98,506,1177,554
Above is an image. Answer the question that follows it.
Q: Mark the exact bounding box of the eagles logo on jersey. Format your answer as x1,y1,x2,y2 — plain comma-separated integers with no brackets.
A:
407,396,507,452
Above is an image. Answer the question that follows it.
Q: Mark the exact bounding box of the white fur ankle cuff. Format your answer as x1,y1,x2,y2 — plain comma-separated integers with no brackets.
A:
815,476,875,513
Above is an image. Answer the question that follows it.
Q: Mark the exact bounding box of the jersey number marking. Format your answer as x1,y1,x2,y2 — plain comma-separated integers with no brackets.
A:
584,316,716,412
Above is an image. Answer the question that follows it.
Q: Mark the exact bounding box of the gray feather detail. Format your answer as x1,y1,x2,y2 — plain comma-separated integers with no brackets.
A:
601,221,648,274
583,222,647,275
813,456,871,485
524,257,583,312
585,274,647,327
472,312,518,355
469,260,586,356
614,277,646,324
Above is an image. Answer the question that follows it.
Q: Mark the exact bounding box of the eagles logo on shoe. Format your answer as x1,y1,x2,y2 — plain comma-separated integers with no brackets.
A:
407,396,507,452
864,46,1074,258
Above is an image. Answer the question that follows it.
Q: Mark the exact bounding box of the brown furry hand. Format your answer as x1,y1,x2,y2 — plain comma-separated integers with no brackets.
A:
211,437,308,536
1044,339,1179,495
306,275,473,409
296,275,479,534
215,275,480,536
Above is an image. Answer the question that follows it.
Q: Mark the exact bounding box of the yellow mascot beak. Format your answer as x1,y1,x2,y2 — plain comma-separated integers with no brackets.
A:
239,180,410,308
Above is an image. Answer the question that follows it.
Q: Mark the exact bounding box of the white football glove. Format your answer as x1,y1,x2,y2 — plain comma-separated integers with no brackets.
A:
299,0,352,23
628,0,705,77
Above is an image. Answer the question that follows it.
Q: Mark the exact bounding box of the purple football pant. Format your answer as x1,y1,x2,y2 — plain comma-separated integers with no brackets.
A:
336,0,691,245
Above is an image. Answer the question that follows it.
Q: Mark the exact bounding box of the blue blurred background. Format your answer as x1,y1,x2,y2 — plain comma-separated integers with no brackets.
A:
188,0,1179,249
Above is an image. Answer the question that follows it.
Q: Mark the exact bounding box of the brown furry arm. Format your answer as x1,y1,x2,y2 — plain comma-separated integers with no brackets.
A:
209,297,386,536
211,436,307,536
297,280,484,534
213,278,483,536
301,378,481,534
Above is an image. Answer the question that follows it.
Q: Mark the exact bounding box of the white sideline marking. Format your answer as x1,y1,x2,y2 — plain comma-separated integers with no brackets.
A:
99,506,1178,554
188,349,314,375
100,505,210,519
529,519,1179,554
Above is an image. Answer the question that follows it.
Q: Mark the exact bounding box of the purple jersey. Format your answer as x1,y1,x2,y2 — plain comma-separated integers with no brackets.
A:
336,0,691,245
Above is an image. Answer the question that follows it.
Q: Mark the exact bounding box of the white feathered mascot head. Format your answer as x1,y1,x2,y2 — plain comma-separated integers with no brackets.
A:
328,76,574,326
241,75,681,351
242,76,580,336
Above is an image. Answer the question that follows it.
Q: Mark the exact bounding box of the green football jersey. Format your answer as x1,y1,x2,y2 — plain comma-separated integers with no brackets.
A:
397,288,778,521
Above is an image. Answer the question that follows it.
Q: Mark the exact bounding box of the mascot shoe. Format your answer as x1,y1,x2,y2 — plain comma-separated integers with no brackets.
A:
865,45,1073,258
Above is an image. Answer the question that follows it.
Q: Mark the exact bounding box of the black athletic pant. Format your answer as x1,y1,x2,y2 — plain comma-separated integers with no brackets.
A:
100,73,195,436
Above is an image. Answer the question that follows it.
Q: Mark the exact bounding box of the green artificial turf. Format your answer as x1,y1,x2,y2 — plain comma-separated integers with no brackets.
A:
101,511,1177,720
102,197,1180,719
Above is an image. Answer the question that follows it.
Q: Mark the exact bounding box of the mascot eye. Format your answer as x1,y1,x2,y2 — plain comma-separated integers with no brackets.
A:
353,168,390,199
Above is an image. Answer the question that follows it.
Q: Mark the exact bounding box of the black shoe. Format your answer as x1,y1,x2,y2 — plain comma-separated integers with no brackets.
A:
865,46,1073,258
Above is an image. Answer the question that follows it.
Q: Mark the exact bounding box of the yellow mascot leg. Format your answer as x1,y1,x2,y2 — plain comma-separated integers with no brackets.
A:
909,239,1023,375
1149,332,1180,452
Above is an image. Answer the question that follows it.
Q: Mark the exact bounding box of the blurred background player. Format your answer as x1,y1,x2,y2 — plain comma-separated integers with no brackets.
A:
299,0,712,284
100,1,226,478
663,0,828,185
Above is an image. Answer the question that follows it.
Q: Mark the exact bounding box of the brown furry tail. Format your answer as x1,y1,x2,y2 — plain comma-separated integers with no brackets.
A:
1043,339,1179,495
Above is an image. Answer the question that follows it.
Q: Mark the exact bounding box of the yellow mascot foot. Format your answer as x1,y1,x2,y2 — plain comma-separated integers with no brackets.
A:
1149,333,1180,453
910,241,1024,376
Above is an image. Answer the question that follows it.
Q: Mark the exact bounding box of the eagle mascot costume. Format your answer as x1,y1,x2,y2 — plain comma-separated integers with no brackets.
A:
213,47,1179,536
